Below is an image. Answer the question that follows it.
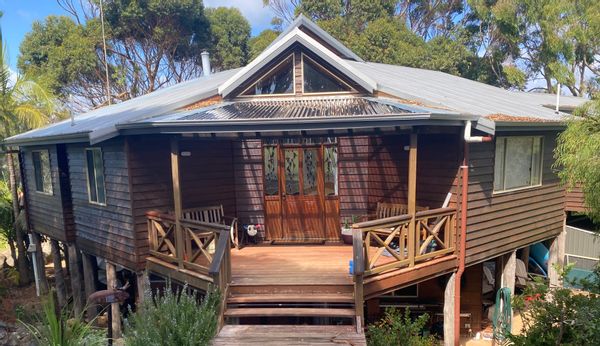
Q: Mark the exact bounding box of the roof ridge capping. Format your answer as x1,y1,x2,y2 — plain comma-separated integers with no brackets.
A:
267,14,363,62
218,27,377,98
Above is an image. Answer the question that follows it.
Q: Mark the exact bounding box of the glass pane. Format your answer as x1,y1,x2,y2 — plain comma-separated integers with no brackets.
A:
263,146,279,196
493,138,506,191
243,55,294,95
32,152,43,192
303,57,351,93
39,151,52,193
284,149,300,195
303,149,318,195
86,150,98,202
93,149,106,204
324,146,338,196
531,137,543,185
505,137,533,190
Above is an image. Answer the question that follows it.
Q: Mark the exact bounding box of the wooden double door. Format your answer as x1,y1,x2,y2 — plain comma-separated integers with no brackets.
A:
264,143,340,242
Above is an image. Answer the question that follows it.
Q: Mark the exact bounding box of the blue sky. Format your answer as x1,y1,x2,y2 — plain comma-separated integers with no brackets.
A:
0,0,275,72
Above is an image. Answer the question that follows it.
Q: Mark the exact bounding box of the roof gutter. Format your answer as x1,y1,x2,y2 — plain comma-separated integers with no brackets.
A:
2,132,90,147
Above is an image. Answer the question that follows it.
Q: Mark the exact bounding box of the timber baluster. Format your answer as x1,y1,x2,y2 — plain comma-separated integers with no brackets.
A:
352,207,457,278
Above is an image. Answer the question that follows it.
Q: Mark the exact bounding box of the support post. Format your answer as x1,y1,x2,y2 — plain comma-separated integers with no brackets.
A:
501,251,516,295
50,239,67,307
106,261,122,339
136,271,148,306
67,243,84,317
407,132,418,267
29,232,49,295
548,226,566,287
170,137,184,268
81,252,98,320
444,273,456,346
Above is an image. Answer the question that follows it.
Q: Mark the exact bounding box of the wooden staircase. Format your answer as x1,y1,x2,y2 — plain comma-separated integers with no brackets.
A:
212,280,366,345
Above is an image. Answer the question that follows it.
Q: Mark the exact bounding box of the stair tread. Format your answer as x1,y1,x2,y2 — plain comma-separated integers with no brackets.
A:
227,293,354,303
224,307,356,318
212,325,366,345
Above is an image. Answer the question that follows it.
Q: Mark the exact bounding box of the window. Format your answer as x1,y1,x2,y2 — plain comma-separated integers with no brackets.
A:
494,136,543,192
242,55,294,96
323,146,338,196
85,148,106,205
263,146,278,196
32,150,52,194
303,55,352,93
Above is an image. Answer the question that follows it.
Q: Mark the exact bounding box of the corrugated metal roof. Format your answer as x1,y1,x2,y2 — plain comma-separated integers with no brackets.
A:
348,61,587,121
5,69,239,145
173,97,419,121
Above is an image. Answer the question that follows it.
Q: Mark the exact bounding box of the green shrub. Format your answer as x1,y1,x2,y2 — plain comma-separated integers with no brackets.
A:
506,264,600,345
124,282,220,346
20,294,106,346
367,308,436,346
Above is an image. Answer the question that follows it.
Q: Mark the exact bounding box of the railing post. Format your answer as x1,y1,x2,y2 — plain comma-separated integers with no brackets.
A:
407,132,418,267
170,137,184,268
352,228,365,332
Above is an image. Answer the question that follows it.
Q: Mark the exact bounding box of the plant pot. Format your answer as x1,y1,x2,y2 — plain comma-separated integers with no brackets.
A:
341,228,353,244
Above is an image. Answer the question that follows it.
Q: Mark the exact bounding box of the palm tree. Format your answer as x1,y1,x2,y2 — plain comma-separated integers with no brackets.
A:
0,23,57,286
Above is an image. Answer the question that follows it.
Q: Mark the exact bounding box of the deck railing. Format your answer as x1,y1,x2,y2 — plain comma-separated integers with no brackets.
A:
146,211,232,287
352,207,457,277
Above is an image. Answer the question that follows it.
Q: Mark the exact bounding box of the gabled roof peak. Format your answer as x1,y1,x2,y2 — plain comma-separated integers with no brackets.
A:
267,14,363,62
218,27,376,98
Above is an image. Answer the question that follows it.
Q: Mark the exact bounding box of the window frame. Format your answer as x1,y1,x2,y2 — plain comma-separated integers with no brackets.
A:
238,54,296,97
301,53,355,95
493,136,544,194
84,147,107,206
32,149,53,195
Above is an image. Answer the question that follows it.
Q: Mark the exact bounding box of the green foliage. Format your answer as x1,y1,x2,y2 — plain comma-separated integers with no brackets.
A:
555,98,600,222
367,308,435,346
506,264,600,345
206,7,251,71
123,282,221,346
20,294,107,346
0,181,13,245
1,24,56,138
249,29,279,60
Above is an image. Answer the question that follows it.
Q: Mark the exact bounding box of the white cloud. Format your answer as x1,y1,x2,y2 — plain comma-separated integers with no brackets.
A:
7,66,17,86
203,0,275,35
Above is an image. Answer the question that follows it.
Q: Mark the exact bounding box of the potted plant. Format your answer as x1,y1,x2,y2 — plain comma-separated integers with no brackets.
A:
341,216,356,244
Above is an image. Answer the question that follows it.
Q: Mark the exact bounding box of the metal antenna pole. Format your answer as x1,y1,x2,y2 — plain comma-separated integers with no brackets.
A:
99,0,111,105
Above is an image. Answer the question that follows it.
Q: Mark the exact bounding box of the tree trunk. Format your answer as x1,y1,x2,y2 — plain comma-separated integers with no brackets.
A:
6,151,31,285
50,239,67,307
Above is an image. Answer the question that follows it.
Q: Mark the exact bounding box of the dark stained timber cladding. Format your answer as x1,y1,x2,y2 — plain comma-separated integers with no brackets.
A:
21,145,69,241
67,139,137,270
234,139,264,226
338,136,370,218
367,133,460,213
127,136,174,269
465,131,565,265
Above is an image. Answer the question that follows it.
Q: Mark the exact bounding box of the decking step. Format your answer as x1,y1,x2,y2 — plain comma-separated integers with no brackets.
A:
212,325,366,345
224,307,356,318
229,282,354,295
227,293,354,304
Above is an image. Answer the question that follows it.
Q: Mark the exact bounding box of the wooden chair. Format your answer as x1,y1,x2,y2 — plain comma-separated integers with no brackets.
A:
182,205,240,249
367,202,429,220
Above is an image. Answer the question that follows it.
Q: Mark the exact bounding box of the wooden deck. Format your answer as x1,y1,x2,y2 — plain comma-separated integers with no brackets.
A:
212,325,366,346
230,245,355,286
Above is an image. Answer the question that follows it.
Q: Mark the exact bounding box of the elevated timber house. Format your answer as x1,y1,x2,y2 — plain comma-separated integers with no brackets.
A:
5,15,587,346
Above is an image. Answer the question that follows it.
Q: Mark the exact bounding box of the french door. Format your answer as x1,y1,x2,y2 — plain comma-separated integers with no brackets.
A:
263,141,339,242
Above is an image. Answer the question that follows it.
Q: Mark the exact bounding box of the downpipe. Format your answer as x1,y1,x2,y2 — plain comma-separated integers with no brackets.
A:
454,121,493,345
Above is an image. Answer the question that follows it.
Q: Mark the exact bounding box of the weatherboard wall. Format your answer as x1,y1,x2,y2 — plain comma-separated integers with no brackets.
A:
465,131,565,265
21,144,74,242
67,139,139,270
